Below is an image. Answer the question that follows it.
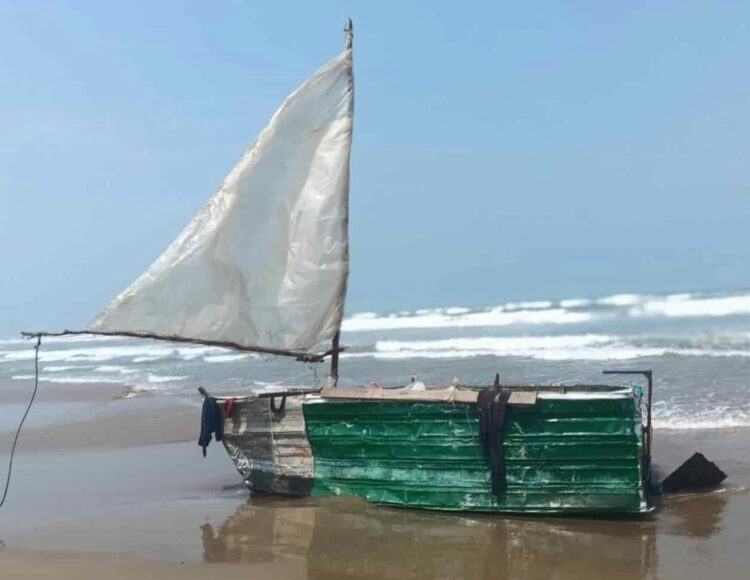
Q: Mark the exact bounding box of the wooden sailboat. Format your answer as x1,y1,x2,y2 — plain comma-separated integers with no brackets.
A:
30,20,654,515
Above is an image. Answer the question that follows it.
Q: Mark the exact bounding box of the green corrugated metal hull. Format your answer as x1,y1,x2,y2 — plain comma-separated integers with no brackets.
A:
303,396,649,515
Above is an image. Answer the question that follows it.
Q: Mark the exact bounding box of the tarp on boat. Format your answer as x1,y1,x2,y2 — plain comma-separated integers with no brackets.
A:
89,47,354,352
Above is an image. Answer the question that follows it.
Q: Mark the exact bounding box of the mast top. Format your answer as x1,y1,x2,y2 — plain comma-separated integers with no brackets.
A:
344,18,353,50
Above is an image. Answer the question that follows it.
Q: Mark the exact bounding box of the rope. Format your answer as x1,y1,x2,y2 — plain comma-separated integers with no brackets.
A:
0,335,42,509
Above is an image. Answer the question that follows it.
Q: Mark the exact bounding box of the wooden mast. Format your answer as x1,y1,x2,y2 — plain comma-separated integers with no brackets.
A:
344,17,353,50
329,331,341,387
329,18,352,388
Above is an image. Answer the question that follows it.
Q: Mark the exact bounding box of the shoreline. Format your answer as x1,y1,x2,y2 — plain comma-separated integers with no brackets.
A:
1,378,198,452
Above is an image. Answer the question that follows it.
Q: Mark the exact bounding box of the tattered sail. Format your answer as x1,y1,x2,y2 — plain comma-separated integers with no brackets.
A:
89,46,353,352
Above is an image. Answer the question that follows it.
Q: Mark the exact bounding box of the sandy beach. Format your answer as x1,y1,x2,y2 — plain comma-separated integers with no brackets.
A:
0,377,747,579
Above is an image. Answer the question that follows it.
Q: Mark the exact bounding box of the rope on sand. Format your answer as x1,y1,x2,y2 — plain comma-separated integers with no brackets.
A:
0,335,42,509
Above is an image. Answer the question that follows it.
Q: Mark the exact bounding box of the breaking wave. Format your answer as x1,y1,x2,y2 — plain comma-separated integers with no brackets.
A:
630,293,750,319
596,293,643,307
203,353,254,363
10,371,187,386
43,365,86,372
367,335,616,361
0,343,234,364
342,289,750,332
11,374,124,384
0,335,122,346
653,408,750,430
146,373,187,383
342,308,592,332
352,335,750,361
94,365,138,374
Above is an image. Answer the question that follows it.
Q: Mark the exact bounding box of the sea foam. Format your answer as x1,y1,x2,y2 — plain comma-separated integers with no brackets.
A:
653,406,750,430
341,308,591,332
631,293,750,318
352,335,750,361
1,343,233,363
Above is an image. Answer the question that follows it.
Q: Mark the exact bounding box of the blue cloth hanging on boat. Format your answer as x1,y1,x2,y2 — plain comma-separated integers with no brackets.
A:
199,396,224,457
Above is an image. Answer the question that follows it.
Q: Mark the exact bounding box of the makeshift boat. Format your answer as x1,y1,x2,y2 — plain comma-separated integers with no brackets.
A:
26,20,665,515
209,380,653,515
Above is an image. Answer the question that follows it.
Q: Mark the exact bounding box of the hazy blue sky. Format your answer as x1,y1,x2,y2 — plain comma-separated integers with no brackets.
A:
2,1,750,334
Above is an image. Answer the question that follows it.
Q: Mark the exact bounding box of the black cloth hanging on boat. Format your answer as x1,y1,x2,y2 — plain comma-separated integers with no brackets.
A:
477,390,511,497
199,396,224,457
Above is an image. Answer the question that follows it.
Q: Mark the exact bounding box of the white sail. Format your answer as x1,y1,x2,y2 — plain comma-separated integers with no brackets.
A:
89,47,353,352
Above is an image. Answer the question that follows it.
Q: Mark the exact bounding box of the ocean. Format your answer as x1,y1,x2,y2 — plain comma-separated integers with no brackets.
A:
3,288,750,431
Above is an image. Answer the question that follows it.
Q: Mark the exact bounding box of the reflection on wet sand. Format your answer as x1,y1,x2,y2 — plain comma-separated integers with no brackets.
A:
201,498,316,564
201,495,683,579
661,489,729,538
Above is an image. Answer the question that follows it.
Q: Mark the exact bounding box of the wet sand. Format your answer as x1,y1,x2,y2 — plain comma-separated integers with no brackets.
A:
1,378,749,579
0,379,200,452
0,548,302,580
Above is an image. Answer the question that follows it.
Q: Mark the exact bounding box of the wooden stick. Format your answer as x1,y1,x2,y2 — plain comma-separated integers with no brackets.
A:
329,330,340,386
198,386,322,401
21,329,343,363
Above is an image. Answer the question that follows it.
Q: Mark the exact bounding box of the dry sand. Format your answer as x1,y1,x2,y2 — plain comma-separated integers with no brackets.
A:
0,377,749,579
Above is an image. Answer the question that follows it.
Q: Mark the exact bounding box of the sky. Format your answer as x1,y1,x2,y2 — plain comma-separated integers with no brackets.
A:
1,1,750,334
